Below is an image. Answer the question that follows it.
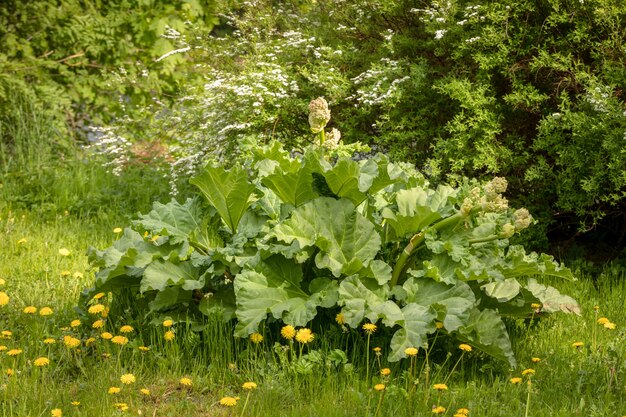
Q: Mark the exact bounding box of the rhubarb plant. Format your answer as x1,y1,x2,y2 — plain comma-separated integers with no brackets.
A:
85,99,579,366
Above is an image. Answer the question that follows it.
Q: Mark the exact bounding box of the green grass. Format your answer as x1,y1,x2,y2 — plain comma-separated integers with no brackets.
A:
1,210,625,417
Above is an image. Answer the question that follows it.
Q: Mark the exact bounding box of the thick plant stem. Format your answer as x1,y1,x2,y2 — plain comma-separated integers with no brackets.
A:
390,212,464,287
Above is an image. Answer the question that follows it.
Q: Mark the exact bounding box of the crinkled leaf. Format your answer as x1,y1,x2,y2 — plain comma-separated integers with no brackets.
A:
190,165,255,233
337,276,389,327
141,260,204,293
500,246,575,281
383,185,458,238
134,198,204,246
481,278,521,302
388,304,437,362
359,154,407,195
402,276,475,331
261,150,325,206
323,158,367,205
525,278,580,314
233,255,334,336
271,197,381,277
457,308,516,367
148,286,192,312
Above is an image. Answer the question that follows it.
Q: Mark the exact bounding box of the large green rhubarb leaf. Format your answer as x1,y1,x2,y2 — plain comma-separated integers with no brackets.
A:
190,165,255,234
233,255,338,336
337,276,389,327
382,185,457,238
141,260,204,293
388,304,437,361
457,308,516,367
499,246,575,281
401,276,476,332
322,158,367,205
269,197,382,278
261,150,326,207
134,198,204,246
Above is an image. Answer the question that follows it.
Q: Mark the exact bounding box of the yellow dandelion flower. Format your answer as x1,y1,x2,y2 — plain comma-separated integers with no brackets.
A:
219,396,238,407
85,337,96,346
295,328,314,344
60,270,71,277
0,346,6,351
604,322,616,330
0,292,10,306
101,307,110,318
530,303,541,309
72,272,83,279
113,227,123,234
456,408,470,415
362,322,377,335
162,319,173,327
380,368,391,376
593,305,600,310
432,406,446,414
70,319,81,328
58,248,71,257
531,357,541,363
7,349,22,356
34,357,50,367
373,347,381,353
435,321,444,329
71,401,80,406
454,414,466,417
179,377,192,386
572,341,584,348
597,317,609,325
6,368,14,376
433,383,448,391
335,313,346,325
92,292,106,300
250,332,263,344
459,344,472,352
51,408,62,417
374,383,386,391
1,330,12,338
138,346,150,352
281,325,296,340
88,304,105,315
510,377,522,384
140,388,150,395
23,306,37,314
120,373,136,384
108,386,121,394
63,336,81,348
92,319,105,329
101,332,113,340
119,325,134,333
521,368,535,376
164,330,175,341
39,307,53,316
242,381,257,390
17,238,27,245
111,336,129,346
404,347,418,356
114,403,128,411
0,278,4,286
43,338,56,345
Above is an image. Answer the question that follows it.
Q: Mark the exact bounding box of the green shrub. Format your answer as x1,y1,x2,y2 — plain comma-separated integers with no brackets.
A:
106,0,626,250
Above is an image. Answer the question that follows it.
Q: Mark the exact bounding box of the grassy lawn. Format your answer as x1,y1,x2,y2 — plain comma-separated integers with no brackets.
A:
0,209,624,417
